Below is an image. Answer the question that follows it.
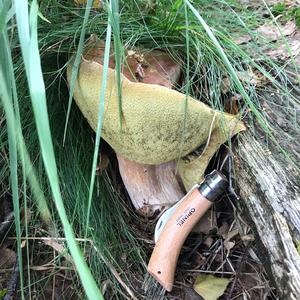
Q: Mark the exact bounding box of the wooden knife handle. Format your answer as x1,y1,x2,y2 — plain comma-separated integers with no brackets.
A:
147,187,213,291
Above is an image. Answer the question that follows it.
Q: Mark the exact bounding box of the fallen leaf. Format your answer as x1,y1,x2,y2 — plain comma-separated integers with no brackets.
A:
203,236,214,248
0,247,16,268
96,151,110,174
217,222,230,239
83,36,181,88
127,50,136,56
241,234,255,241
226,228,239,241
256,21,296,42
74,0,102,8
0,289,7,298
220,226,239,251
224,95,241,115
221,69,268,95
21,240,26,248
43,238,73,263
224,240,235,251
266,33,300,60
193,274,231,300
233,34,252,45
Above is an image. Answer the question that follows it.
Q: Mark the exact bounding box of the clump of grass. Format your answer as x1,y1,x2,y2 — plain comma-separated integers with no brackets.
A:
272,2,300,28
272,2,286,16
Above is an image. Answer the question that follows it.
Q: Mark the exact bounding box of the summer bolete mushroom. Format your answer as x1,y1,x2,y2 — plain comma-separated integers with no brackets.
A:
67,38,245,215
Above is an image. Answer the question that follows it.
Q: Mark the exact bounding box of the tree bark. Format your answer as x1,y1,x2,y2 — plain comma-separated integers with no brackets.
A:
234,88,300,299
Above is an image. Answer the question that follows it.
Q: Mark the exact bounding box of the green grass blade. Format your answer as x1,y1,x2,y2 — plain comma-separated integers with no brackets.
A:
14,0,30,69
0,0,10,31
185,0,298,169
110,0,123,129
182,0,190,142
0,67,25,300
1,14,52,226
185,0,270,132
85,2,112,242
63,0,94,144
1,3,25,298
1,20,31,299
14,1,103,298
176,0,190,166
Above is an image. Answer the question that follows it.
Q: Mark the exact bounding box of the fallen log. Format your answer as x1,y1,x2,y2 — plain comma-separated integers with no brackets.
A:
234,89,300,299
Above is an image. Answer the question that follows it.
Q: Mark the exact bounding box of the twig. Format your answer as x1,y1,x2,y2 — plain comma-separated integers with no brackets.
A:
7,236,138,299
227,154,240,200
219,150,240,200
198,112,218,159
225,243,251,300
92,244,139,300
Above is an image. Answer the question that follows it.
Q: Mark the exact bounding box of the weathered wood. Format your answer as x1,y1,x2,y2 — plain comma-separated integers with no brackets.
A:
234,90,300,299
235,82,300,299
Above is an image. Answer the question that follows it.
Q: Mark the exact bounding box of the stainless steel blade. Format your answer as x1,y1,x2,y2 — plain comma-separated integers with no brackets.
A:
154,184,199,243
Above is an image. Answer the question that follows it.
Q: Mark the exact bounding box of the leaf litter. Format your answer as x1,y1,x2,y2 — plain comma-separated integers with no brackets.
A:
235,1,300,64
266,32,300,60
256,20,296,42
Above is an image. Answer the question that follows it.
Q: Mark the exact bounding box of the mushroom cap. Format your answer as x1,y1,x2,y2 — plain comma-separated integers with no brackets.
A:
67,49,245,190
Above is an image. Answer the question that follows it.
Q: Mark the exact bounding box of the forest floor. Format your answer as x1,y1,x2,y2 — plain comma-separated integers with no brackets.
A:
0,0,300,299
